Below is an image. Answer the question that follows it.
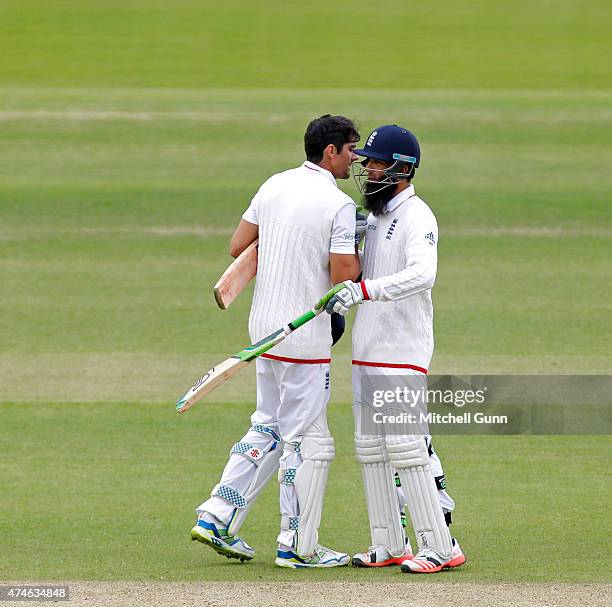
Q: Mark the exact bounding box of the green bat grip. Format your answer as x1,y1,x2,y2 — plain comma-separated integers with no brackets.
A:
287,282,347,331
314,283,347,312
289,309,316,330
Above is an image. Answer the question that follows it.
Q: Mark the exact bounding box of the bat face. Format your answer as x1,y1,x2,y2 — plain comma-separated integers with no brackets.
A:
176,357,247,413
175,327,287,413
213,239,258,309
175,305,319,414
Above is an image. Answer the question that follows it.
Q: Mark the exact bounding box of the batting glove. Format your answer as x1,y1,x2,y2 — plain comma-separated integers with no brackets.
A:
323,281,369,316
355,212,367,247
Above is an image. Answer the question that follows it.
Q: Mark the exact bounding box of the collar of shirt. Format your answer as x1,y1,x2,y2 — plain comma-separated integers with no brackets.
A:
384,184,416,214
302,161,337,186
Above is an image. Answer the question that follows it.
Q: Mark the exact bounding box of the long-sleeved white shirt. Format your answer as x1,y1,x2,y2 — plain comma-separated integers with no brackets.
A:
352,184,438,371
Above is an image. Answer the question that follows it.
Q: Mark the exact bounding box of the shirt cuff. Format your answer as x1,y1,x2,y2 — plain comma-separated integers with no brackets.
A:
362,278,382,301
329,246,357,255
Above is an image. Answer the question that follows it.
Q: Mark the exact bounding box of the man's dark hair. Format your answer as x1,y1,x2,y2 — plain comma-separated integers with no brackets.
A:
304,115,360,163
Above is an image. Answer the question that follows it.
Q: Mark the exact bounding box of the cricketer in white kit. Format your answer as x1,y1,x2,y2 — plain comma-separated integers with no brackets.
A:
191,115,361,568
319,124,466,573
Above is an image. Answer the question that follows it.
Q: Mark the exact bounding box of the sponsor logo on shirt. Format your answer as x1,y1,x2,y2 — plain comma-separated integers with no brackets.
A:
425,231,436,246
386,218,399,240
343,232,355,241
367,223,377,230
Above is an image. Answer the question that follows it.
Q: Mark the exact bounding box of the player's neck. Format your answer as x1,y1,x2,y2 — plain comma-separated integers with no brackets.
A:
394,180,411,195
316,159,334,174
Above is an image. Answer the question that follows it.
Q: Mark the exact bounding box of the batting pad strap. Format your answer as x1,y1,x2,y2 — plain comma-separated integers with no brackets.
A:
212,484,247,509
355,435,387,464
281,516,300,531
285,441,301,454
279,468,297,485
230,442,267,463
435,475,447,491
250,424,281,442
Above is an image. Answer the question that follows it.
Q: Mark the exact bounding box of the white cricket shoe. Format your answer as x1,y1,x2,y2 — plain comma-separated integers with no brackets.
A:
191,518,254,562
352,543,413,568
275,545,350,568
400,538,466,574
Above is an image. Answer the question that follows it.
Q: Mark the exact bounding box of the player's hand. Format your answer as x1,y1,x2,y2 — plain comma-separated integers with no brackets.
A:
315,283,346,311
355,212,367,247
322,281,367,316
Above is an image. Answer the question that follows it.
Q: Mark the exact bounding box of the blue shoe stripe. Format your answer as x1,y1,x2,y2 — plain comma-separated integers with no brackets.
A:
277,550,307,563
197,519,224,538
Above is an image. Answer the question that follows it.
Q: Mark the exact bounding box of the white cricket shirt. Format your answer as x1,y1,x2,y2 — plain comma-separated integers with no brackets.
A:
243,161,356,362
352,185,438,371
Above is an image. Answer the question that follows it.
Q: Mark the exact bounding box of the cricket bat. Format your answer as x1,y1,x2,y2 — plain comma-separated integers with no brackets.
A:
213,239,258,309
176,285,344,414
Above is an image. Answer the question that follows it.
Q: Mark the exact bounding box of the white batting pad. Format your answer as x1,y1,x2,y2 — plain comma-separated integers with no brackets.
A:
292,416,335,556
386,435,452,559
355,434,406,556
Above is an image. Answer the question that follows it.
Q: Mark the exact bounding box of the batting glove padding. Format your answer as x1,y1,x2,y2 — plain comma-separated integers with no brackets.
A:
323,281,369,316
314,282,347,311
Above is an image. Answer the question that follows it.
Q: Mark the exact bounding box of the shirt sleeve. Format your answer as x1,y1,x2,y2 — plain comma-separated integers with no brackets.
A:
363,207,438,301
329,202,357,254
241,188,262,225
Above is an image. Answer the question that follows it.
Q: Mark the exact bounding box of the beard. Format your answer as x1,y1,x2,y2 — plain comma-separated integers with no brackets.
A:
362,180,397,216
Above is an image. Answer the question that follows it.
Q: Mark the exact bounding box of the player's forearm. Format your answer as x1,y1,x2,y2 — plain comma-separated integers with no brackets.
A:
363,260,436,302
230,219,259,258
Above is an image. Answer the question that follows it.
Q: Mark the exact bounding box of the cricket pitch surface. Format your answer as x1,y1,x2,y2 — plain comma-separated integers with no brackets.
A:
8,581,610,607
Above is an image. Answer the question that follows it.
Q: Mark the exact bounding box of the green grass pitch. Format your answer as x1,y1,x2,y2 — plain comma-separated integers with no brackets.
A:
0,0,610,584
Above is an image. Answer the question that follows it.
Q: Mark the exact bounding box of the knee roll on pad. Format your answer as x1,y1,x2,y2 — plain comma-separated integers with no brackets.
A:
385,436,429,469
300,434,335,462
355,435,386,464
